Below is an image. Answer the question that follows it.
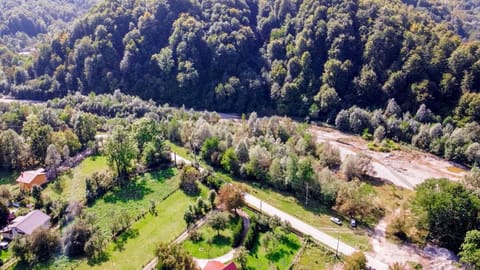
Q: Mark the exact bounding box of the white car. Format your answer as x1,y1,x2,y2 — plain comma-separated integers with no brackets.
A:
330,217,342,225
0,241,9,250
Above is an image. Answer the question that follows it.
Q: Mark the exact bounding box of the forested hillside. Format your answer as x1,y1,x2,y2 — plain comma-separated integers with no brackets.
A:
0,0,98,51
2,0,480,165
403,0,480,40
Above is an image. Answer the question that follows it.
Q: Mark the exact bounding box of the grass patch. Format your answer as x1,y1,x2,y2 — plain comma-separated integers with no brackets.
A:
19,188,206,270
76,189,206,270
183,214,240,258
373,183,413,213
0,248,12,261
294,242,339,270
245,231,301,270
367,139,400,152
84,168,178,232
43,156,108,202
23,168,204,270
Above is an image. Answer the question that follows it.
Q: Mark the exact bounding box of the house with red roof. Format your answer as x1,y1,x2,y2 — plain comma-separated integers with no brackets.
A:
1,210,51,239
16,168,47,190
203,261,238,270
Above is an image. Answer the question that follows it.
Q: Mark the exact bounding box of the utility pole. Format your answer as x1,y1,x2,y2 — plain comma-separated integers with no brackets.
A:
335,236,339,258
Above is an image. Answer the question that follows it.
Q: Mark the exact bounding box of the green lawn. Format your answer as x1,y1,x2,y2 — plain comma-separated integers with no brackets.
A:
183,214,240,258
43,156,108,202
246,231,301,270
12,188,203,270
84,168,179,232
77,189,206,270
293,242,339,270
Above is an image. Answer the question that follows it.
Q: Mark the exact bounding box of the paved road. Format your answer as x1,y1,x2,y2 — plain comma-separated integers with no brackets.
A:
244,194,388,270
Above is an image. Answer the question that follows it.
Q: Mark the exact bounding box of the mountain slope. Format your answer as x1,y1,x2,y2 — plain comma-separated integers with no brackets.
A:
3,0,480,121
0,0,99,51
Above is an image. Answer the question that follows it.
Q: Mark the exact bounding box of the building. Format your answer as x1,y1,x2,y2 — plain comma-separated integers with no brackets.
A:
203,261,238,270
16,169,47,190
1,210,51,240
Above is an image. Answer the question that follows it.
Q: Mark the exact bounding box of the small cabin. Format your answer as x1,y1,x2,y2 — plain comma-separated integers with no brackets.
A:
16,169,47,190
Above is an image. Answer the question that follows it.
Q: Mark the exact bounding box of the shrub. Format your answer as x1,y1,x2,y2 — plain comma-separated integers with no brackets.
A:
344,251,367,270
317,143,341,169
64,223,92,257
189,229,203,243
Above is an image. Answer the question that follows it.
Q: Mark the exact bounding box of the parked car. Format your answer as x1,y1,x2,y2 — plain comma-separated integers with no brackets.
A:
350,219,357,228
330,217,342,225
0,241,9,250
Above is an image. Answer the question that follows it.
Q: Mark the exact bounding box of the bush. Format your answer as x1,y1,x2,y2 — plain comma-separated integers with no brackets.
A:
64,223,92,257
189,229,203,243
344,251,367,270
205,175,224,191
341,153,373,181
317,143,341,169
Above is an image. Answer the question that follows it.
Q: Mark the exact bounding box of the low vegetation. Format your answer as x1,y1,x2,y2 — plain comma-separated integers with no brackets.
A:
293,241,339,270
183,213,240,258
242,211,301,270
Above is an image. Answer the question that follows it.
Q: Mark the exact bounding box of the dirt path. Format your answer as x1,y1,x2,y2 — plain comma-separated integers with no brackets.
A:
311,126,467,189
368,209,459,269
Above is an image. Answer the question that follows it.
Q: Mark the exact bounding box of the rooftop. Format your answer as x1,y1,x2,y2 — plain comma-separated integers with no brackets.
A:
16,169,46,184
10,210,50,235
203,261,238,270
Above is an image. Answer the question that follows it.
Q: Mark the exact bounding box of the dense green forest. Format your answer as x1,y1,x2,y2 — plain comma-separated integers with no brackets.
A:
405,0,480,40
5,0,480,115
1,0,480,166
0,0,98,51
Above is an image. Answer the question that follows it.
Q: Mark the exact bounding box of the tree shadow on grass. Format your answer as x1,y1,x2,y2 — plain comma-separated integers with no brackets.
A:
114,228,140,252
87,251,111,266
211,234,231,248
149,168,175,182
103,180,153,203
266,248,288,262
281,235,301,251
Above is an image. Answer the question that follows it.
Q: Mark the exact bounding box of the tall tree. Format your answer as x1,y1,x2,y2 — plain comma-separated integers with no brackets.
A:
73,113,97,145
45,144,62,178
105,125,138,180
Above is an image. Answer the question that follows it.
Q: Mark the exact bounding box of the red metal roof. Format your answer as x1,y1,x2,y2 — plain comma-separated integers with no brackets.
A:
203,261,225,270
222,262,238,270
203,261,238,270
